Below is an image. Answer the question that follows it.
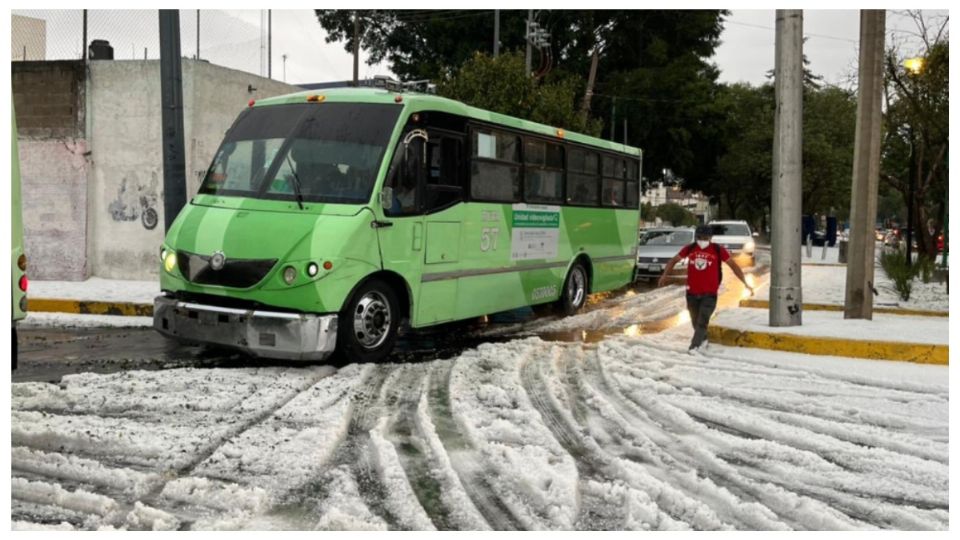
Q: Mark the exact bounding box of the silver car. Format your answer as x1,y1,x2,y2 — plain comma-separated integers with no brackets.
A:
635,227,695,280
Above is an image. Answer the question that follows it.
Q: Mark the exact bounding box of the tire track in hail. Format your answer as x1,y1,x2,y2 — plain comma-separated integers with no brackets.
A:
520,345,693,530
274,364,399,530
424,361,525,531
571,347,843,530
377,364,449,529
590,346,922,529
12,367,336,530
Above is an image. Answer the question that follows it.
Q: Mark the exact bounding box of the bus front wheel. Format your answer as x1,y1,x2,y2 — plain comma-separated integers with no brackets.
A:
336,279,400,364
558,262,588,316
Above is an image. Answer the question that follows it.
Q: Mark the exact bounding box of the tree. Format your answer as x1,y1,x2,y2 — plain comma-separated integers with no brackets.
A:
439,52,601,135
880,11,949,260
655,203,698,227
314,9,730,183
706,80,857,231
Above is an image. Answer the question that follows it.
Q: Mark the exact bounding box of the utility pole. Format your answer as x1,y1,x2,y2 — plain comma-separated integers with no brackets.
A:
82,10,88,62
159,10,187,232
493,10,500,57
770,9,803,327
196,10,200,60
282,54,287,82
525,10,533,75
844,10,886,319
352,11,360,86
267,10,272,79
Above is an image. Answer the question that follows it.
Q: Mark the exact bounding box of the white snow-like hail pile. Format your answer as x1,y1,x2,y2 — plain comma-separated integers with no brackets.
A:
10,328,948,530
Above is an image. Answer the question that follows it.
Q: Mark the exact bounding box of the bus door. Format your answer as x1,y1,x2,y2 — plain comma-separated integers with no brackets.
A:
419,129,465,325
377,127,465,326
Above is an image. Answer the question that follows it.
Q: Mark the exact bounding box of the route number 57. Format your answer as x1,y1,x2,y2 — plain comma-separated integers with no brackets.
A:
480,227,500,252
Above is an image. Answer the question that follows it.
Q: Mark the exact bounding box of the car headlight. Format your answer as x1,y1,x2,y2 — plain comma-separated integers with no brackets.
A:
743,240,755,253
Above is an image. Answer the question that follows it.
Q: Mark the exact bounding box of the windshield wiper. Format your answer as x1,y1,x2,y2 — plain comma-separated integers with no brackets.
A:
284,154,306,210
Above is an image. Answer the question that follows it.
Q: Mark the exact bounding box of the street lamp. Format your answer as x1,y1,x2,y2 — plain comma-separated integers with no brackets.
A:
903,57,924,75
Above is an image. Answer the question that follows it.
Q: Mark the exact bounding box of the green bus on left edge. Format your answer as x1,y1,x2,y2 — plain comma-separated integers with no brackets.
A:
154,87,642,363
12,103,28,369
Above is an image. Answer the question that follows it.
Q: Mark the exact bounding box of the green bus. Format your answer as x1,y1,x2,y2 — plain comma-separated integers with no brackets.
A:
154,87,641,362
12,104,28,368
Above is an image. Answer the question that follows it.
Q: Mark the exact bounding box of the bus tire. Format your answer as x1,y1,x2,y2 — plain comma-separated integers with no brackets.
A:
336,279,400,364
558,262,588,316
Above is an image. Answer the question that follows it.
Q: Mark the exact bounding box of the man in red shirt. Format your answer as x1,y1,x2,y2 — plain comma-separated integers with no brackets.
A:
658,225,754,350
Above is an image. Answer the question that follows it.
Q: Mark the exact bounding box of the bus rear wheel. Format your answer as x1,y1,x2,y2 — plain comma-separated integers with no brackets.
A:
558,262,588,316
336,279,400,364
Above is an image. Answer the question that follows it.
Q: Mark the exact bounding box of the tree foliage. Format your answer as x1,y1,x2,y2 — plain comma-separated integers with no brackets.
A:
655,203,698,227
880,11,949,259
314,9,728,183
439,52,601,135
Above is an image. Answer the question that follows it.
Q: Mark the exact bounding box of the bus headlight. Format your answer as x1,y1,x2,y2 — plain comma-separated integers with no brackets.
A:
306,262,319,277
282,266,297,285
163,251,177,273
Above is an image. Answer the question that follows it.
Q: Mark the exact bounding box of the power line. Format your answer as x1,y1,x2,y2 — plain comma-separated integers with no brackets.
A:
723,19,858,44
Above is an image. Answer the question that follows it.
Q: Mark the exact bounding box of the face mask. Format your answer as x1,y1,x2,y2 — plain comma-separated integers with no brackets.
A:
697,240,710,249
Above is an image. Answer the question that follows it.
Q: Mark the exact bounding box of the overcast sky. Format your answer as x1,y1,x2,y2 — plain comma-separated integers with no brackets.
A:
12,9,948,88
247,9,949,88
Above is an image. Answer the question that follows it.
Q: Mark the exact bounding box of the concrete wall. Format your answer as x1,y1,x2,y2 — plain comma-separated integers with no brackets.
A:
13,61,89,280
86,59,298,279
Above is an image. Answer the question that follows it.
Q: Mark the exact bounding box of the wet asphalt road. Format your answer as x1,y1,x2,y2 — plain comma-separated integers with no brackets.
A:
14,253,768,384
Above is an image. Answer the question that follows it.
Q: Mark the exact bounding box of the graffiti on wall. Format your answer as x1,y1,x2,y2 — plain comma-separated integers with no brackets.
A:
108,171,160,230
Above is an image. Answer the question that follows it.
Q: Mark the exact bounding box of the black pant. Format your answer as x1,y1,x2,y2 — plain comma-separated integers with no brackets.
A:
686,293,718,349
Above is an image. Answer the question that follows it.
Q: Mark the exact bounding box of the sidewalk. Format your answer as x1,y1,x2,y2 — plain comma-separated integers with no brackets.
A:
24,278,157,327
743,251,948,316
711,252,949,364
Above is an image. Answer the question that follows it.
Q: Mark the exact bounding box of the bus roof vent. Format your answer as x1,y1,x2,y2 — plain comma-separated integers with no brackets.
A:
372,75,437,95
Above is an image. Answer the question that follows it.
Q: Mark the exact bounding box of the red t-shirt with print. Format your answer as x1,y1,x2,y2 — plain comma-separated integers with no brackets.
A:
677,242,731,295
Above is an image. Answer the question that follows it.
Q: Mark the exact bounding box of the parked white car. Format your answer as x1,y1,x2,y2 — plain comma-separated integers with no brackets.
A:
707,220,757,266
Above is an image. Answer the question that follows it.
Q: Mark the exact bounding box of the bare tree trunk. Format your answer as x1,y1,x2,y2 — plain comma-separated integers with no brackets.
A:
578,47,600,127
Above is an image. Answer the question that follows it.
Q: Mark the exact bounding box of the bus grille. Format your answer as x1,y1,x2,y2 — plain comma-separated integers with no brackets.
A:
177,251,277,288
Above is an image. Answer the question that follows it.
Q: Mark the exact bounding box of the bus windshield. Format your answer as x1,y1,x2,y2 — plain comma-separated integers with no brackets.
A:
199,102,400,204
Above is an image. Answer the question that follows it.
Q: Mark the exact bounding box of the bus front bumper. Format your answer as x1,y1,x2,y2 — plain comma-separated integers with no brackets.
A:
153,295,338,361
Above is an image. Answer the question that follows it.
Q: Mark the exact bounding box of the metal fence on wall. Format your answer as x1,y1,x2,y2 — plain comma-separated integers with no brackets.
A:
12,9,270,77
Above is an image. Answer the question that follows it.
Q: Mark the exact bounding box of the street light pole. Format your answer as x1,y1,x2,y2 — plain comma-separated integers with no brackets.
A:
770,9,804,327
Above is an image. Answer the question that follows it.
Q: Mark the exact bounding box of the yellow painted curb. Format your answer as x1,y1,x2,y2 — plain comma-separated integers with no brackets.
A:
708,325,948,365
739,298,948,318
28,298,153,317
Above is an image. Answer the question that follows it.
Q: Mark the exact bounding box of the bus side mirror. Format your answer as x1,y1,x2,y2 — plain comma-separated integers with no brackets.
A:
380,186,393,209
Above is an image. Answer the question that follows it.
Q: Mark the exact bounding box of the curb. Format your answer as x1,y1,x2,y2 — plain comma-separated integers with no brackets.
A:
739,298,948,318
800,262,846,267
708,325,948,365
28,298,153,317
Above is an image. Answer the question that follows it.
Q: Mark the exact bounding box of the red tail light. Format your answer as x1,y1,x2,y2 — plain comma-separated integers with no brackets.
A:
19,275,28,292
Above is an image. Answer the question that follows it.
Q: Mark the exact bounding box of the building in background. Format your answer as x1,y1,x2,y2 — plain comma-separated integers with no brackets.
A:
12,14,47,61
642,181,715,224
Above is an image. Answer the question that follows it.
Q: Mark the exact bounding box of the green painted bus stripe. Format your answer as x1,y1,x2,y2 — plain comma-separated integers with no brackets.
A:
592,254,636,263
421,261,569,283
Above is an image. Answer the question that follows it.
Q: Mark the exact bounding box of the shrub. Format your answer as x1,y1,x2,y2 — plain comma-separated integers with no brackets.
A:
879,249,915,301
